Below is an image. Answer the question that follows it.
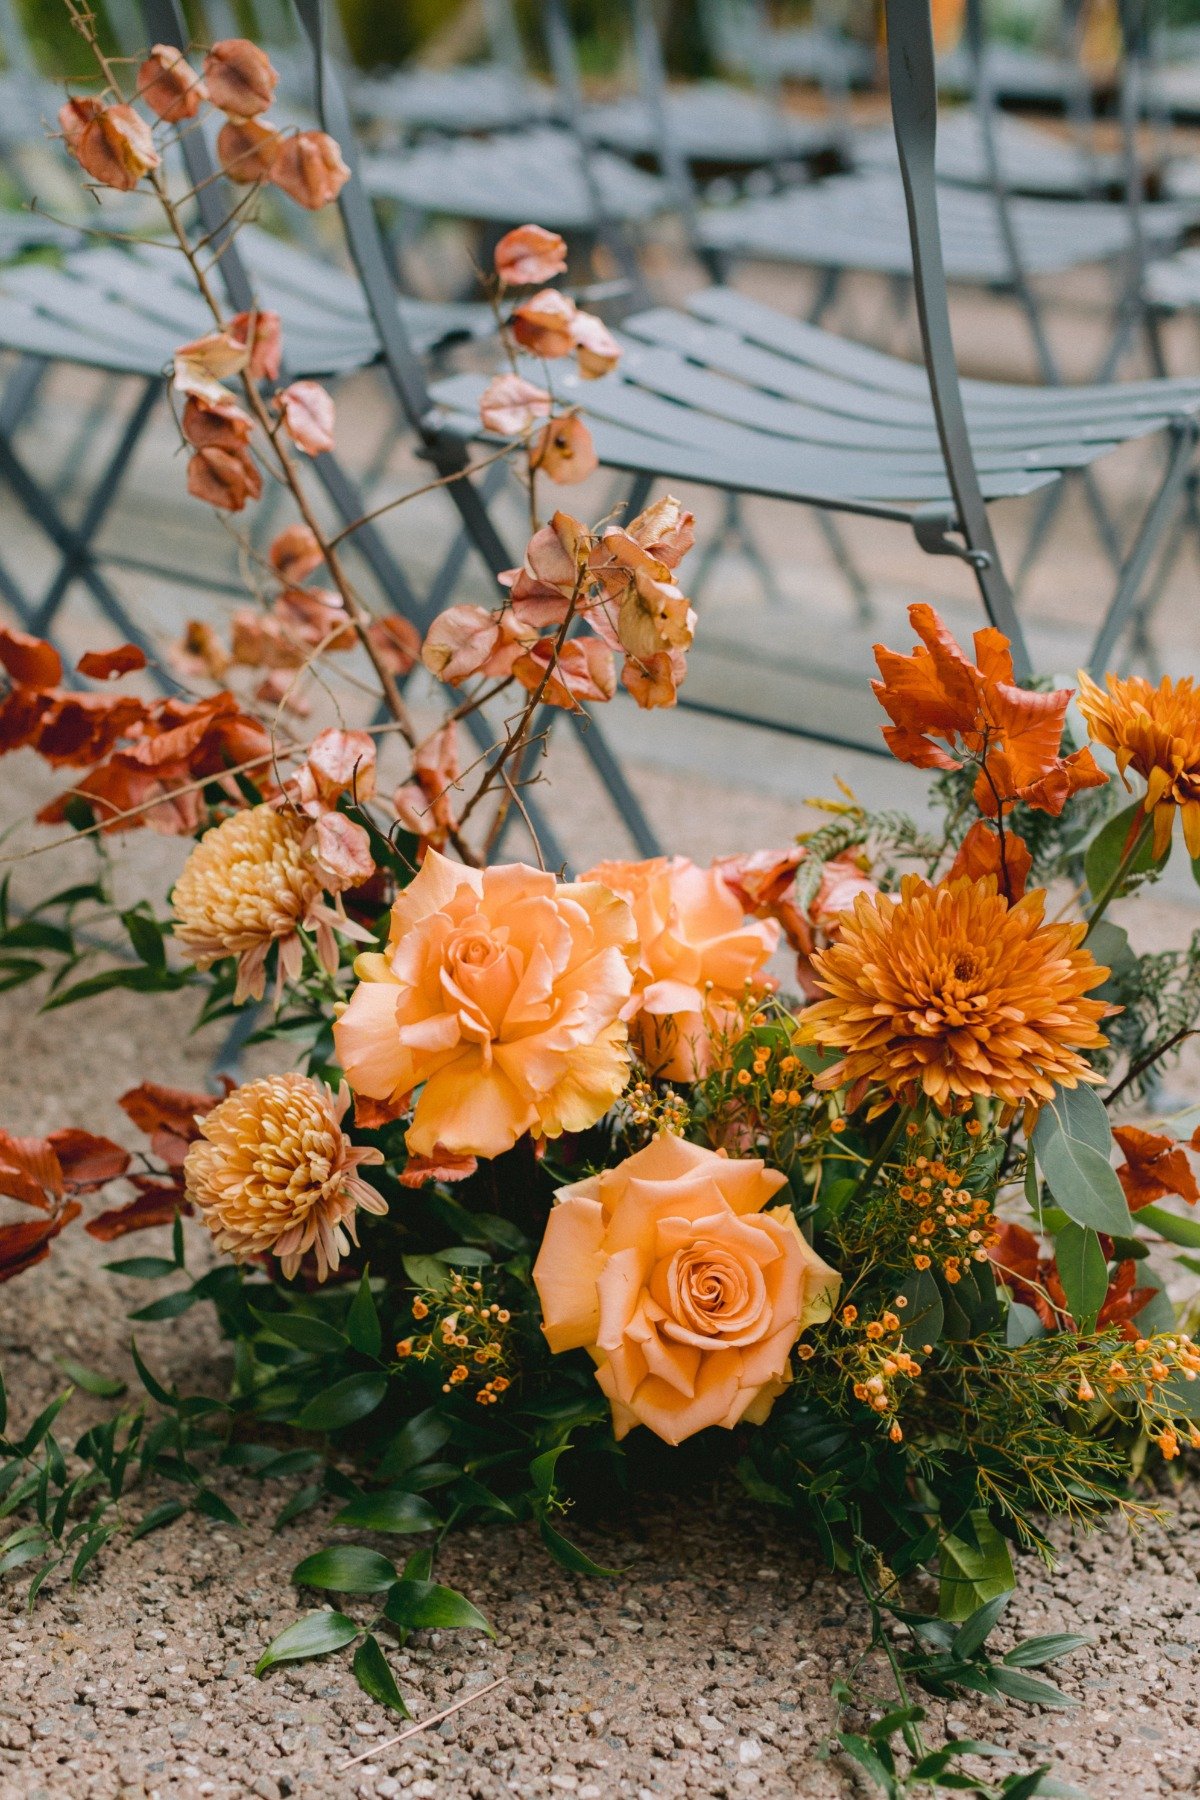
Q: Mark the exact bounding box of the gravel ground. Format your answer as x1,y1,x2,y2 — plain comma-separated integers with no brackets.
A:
3,960,1200,1800
6,190,1200,1798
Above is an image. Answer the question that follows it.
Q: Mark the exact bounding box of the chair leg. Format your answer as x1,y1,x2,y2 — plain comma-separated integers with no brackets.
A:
0,380,164,668
814,511,874,622
51,371,125,503
692,491,789,610
29,381,162,640
0,355,46,439
423,458,511,622
1121,475,1200,678
1087,417,1199,676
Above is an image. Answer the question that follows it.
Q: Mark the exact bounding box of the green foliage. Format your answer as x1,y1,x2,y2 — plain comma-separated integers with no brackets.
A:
1031,1086,1133,1238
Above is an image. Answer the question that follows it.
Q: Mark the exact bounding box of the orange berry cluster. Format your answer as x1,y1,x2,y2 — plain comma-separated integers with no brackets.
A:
840,1299,927,1440
1088,1331,1200,1457
395,1268,514,1405
897,1152,997,1281
626,1077,691,1137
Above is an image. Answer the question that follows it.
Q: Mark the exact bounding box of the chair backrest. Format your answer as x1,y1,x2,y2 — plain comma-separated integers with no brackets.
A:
482,0,529,79
882,0,1019,662
289,0,436,435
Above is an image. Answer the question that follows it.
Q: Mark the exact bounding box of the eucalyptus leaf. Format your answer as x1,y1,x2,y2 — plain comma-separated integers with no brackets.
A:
1084,800,1167,905
1136,1203,1200,1248
1032,1085,1133,1237
896,1266,944,1349
1005,1302,1045,1347
1053,1222,1108,1333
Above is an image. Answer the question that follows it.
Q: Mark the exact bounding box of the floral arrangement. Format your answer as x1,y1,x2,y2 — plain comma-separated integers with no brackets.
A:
4,12,1200,1795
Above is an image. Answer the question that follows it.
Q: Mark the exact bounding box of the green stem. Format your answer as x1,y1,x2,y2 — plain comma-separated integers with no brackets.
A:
852,1542,929,1767
1083,811,1155,943
848,1107,911,1210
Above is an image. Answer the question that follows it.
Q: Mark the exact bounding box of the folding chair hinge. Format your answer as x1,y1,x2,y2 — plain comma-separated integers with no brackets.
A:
911,505,993,572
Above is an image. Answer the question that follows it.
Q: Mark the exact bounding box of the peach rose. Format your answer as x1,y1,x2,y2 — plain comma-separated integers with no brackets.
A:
334,852,637,1158
533,1134,839,1444
582,857,780,1081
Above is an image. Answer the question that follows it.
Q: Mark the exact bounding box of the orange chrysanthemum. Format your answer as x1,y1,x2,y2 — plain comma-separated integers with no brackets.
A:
798,875,1112,1109
184,1074,385,1281
171,804,367,1003
1076,670,1200,858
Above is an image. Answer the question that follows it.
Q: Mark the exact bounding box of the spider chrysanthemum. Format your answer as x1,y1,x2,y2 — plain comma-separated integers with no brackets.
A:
183,1073,385,1281
171,805,322,1002
798,875,1112,1109
1076,670,1200,858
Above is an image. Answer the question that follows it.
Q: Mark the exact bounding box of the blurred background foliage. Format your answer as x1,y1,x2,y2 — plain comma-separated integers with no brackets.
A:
8,0,1200,84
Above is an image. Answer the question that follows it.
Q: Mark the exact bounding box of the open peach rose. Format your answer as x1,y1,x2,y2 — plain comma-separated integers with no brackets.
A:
582,857,779,1080
334,852,638,1158
533,1134,839,1444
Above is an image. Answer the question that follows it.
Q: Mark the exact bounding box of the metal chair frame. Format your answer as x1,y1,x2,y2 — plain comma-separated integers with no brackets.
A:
0,0,653,865
426,0,1200,710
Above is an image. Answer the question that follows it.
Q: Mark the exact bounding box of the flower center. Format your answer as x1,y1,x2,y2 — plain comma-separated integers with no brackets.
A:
663,1241,766,1340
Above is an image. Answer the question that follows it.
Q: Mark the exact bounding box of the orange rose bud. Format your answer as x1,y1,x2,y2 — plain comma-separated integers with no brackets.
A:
186,445,262,513
138,45,206,121
581,855,778,1083
217,116,281,183
60,98,160,191
204,38,278,117
533,1135,840,1445
270,130,350,209
494,223,568,285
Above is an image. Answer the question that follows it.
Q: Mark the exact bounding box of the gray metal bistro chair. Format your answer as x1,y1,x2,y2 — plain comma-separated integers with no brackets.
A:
420,0,1200,723
936,0,1112,109
557,0,1193,379
570,0,850,176
339,0,561,139
0,0,660,867
702,0,877,94
0,220,490,651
